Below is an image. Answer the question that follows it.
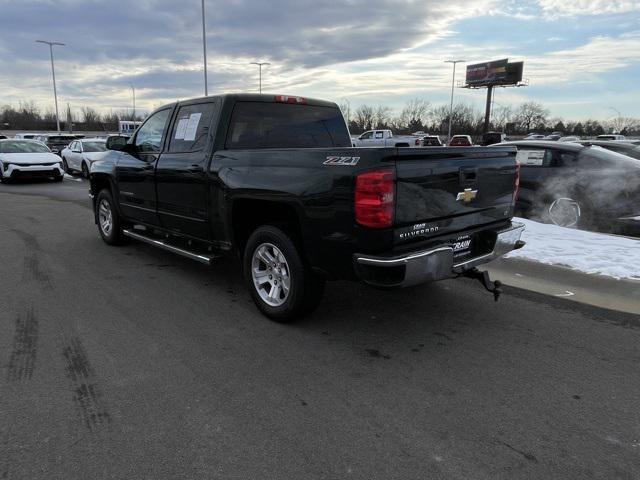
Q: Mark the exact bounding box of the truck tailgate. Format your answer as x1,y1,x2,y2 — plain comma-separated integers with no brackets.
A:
393,146,518,244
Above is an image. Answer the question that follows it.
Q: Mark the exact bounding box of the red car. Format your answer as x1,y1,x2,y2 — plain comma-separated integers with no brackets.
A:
449,135,473,147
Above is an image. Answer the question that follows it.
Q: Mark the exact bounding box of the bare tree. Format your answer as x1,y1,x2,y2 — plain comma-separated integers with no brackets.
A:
353,105,375,132
515,102,549,133
492,104,514,131
608,116,639,135
395,99,431,132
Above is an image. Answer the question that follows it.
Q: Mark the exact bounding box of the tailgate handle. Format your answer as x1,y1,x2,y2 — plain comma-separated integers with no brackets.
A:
459,167,478,183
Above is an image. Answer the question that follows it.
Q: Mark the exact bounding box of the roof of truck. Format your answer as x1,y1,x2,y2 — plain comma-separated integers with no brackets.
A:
159,93,338,111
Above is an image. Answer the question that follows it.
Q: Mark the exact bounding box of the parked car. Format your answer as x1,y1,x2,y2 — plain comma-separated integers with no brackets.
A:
0,135,6,140
449,135,473,147
0,139,64,182
543,134,562,141
60,138,108,178
90,93,523,321
481,132,506,145
597,134,625,141
558,136,581,142
422,135,443,146
579,140,640,160
523,134,546,140
352,129,422,147
13,133,39,140
494,141,640,233
33,134,78,154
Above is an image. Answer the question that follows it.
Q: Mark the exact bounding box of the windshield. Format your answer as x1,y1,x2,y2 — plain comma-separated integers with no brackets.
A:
0,140,51,153
82,141,107,152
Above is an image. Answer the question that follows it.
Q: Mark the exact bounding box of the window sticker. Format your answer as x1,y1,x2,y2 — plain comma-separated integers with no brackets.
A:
516,150,545,166
174,117,189,139
183,112,202,141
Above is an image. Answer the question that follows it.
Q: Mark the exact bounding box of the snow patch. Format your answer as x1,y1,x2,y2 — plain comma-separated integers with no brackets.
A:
506,218,640,281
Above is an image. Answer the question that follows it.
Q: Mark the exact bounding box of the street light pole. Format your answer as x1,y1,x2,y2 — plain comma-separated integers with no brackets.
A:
129,83,136,120
445,59,465,143
250,62,270,93
36,40,65,133
201,0,208,96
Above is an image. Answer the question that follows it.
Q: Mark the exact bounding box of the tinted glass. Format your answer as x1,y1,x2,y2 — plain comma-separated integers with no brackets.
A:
226,102,351,149
82,141,107,152
135,109,171,152
360,132,373,139
169,101,217,152
48,136,76,142
579,146,640,169
0,141,51,153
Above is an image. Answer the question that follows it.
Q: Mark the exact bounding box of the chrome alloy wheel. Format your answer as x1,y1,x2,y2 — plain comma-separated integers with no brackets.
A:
251,242,291,307
548,197,581,228
98,199,113,236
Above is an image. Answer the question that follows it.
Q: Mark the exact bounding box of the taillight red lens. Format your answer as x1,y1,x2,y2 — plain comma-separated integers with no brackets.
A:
355,168,395,228
513,163,520,203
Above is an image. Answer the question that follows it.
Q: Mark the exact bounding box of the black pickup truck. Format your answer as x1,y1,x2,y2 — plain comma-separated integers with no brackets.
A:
90,93,524,321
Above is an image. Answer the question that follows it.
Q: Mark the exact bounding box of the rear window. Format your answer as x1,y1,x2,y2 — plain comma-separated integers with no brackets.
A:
225,102,351,149
48,136,76,142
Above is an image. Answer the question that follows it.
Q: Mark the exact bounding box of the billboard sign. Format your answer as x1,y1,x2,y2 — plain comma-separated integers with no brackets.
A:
465,59,523,87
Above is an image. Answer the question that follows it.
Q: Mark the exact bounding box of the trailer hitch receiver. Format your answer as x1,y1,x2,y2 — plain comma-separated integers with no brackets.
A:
465,268,502,302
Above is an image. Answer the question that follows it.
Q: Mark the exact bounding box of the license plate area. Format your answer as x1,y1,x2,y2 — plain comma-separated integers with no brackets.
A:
452,235,473,258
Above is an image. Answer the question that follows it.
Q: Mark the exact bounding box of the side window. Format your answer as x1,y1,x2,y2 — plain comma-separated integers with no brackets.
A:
135,109,171,153
516,149,552,167
69,141,75,151
168,101,217,153
375,131,384,139
360,132,373,140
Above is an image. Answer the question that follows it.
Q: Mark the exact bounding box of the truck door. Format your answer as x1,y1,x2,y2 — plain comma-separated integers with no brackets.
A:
116,107,172,225
155,99,219,240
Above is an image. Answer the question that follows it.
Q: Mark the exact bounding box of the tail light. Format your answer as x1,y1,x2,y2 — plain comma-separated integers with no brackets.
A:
274,95,307,104
355,168,395,228
513,163,520,204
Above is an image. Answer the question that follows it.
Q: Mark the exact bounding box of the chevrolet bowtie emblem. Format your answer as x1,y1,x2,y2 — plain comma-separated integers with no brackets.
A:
456,188,478,203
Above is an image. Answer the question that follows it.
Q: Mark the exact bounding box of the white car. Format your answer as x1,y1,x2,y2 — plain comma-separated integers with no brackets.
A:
61,138,108,178
352,129,422,147
0,139,64,183
596,134,626,141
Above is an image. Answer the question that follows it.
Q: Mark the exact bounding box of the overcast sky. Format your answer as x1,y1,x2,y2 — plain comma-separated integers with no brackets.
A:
1,0,639,120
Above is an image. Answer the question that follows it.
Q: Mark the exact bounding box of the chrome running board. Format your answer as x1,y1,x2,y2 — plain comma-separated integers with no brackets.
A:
123,229,218,265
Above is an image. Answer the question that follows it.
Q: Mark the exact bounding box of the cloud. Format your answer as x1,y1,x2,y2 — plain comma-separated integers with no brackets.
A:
537,0,640,16
0,0,497,112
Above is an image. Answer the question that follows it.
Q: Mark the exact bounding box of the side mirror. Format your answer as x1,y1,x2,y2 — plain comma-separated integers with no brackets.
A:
106,135,129,151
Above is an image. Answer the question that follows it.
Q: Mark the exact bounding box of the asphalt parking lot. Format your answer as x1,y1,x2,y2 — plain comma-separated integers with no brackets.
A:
1,178,639,479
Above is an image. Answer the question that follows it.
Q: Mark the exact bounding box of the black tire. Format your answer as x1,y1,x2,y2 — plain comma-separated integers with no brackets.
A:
62,157,72,174
95,189,127,245
53,175,64,182
243,225,325,322
81,162,89,179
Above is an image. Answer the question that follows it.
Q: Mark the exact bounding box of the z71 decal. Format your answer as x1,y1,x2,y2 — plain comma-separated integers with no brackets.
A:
323,156,360,166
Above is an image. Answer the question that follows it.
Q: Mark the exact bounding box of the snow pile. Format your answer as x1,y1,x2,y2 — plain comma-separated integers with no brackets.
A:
505,218,640,280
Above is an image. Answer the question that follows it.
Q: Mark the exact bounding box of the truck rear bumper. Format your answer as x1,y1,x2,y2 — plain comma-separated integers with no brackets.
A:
353,222,525,288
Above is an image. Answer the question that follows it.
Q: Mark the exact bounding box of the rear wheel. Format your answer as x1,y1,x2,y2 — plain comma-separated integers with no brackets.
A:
243,225,324,322
96,189,127,245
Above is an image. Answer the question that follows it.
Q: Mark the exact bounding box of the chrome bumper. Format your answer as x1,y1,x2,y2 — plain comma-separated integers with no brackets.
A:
354,222,525,288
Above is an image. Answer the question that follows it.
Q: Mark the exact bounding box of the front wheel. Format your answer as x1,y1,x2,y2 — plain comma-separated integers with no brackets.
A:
62,157,72,174
96,189,127,245
81,162,90,179
243,225,324,322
